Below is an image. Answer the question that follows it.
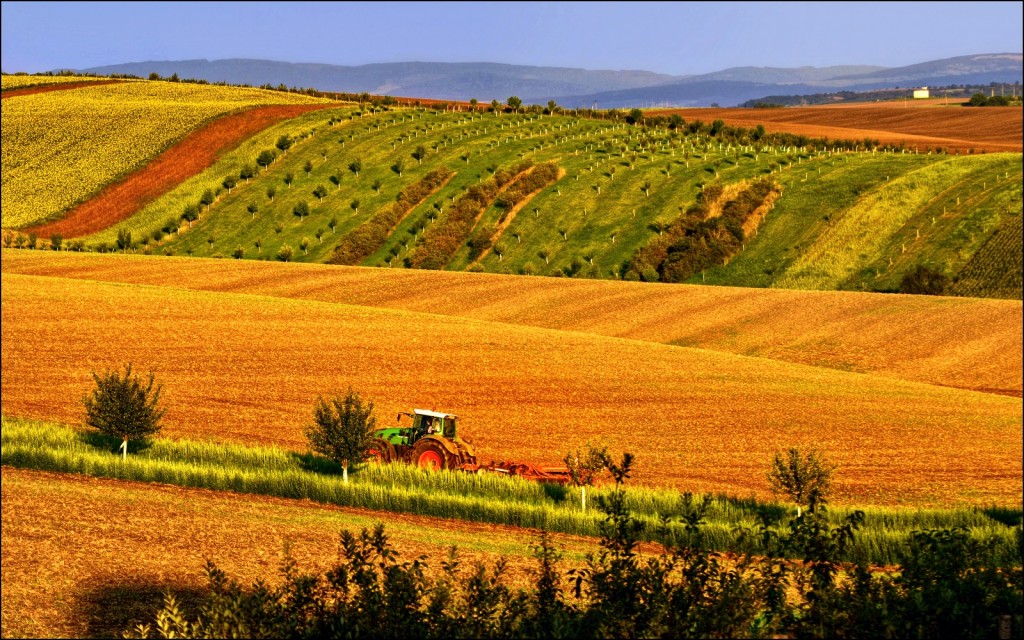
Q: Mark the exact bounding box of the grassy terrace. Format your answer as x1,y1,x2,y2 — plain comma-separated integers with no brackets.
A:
3,415,1019,567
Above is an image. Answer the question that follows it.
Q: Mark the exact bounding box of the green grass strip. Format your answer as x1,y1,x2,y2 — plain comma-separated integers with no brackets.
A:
2,415,1019,566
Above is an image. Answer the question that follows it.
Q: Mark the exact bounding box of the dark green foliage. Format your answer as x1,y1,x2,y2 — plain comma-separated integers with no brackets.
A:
304,387,377,469
199,189,214,210
275,134,293,152
328,167,453,266
625,178,777,283
257,149,276,170
82,363,165,446
900,264,949,295
49,233,62,251
116,228,133,253
292,201,309,221
129,443,1022,639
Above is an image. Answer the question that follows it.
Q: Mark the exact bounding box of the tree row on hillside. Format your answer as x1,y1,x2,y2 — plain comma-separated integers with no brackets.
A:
467,162,561,262
327,167,455,265
406,160,535,269
625,178,780,282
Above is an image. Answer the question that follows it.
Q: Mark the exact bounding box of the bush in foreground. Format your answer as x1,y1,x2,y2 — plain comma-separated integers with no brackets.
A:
126,453,1023,639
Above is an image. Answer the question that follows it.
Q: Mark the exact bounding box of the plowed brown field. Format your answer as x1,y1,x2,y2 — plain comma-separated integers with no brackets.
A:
25,103,335,239
2,264,1020,507
650,102,1022,153
1,467,601,639
3,251,1019,397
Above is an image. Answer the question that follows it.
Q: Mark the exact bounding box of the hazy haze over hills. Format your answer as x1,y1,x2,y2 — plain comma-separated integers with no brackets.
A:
77,53,1022,107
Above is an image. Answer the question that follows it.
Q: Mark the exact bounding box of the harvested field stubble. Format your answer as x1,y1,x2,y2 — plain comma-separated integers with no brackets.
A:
1,267,1020,507
0,467,597,639
3,251,1020,397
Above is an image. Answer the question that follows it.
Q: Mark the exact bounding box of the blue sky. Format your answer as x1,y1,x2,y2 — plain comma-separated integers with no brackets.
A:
2,1,1021,75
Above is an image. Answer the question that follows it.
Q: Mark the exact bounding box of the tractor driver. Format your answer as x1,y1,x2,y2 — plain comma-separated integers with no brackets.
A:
423,416,436,435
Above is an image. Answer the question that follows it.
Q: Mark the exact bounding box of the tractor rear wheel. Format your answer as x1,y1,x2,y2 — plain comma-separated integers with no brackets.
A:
367,437,395,463
411,439,449,471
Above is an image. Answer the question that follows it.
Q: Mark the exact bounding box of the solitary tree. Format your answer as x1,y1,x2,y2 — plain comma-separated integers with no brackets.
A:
563,442,609,510
277,244,293,262
392,158,405,177
247,202,259,219
330,174,342,190
266,186,276,202
293,201,310,222
313,185,328,203
82,363,166,458
348,159,362,177
350,199,360,215
284,173,294,188
304,160,314,177
304,387,378,482
371,178,383,194
767,447,835,516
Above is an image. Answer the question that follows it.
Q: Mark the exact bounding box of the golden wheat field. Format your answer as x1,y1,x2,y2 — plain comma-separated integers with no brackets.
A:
1,256,1020,507
3,251,1020,396
1,467,602,639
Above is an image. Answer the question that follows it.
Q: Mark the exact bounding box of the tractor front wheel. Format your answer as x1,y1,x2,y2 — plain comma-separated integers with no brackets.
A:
411,440,449,471
367,438,395,464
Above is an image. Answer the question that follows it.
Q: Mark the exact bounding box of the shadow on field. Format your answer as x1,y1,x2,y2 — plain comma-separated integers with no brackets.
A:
77,577,206,639
291,451,344,475
81,432,155,456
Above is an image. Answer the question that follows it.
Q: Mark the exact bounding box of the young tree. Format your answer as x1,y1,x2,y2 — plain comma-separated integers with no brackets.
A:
304,160,314,177
254,238,263,255
239,165,256,183
49,233,63,251
276,244,293,262
563,442,609,510
767,447,835,516
200,189,214,212
392,158,405,177
330,174,341,190
247,202,259,219
222,175,236,194
276,134,293,154
300,237,311,255
82,363,166,458
284,173,294,189
232,246,244,259
507,96,522,114
117,228,132,253
293,201,309,222
257,150,276,171
313,185,328,203
350,199,360,215
328,216,338,234
371,178,383,193
266,186,276,202
412,145,427,165
348,159,362,177
304,387,378,482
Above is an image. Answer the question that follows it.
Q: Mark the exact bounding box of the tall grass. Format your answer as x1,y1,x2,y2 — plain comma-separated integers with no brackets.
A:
2,415,1019,566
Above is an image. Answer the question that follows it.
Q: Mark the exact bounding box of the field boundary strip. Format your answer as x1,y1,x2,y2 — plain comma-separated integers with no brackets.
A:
25,103,336,238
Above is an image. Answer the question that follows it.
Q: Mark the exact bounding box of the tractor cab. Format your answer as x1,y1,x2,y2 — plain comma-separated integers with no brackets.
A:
400,409,458,440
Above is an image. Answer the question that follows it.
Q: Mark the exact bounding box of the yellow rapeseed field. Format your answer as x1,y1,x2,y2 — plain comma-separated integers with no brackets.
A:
2,265,1020,507
1,81,325,229
0,74,112,90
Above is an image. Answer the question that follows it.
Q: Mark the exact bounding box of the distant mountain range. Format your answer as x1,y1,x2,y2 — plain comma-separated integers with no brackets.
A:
75,53,1022,108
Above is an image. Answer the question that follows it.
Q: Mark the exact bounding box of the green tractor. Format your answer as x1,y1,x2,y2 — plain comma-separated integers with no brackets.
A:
368,409,477,471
